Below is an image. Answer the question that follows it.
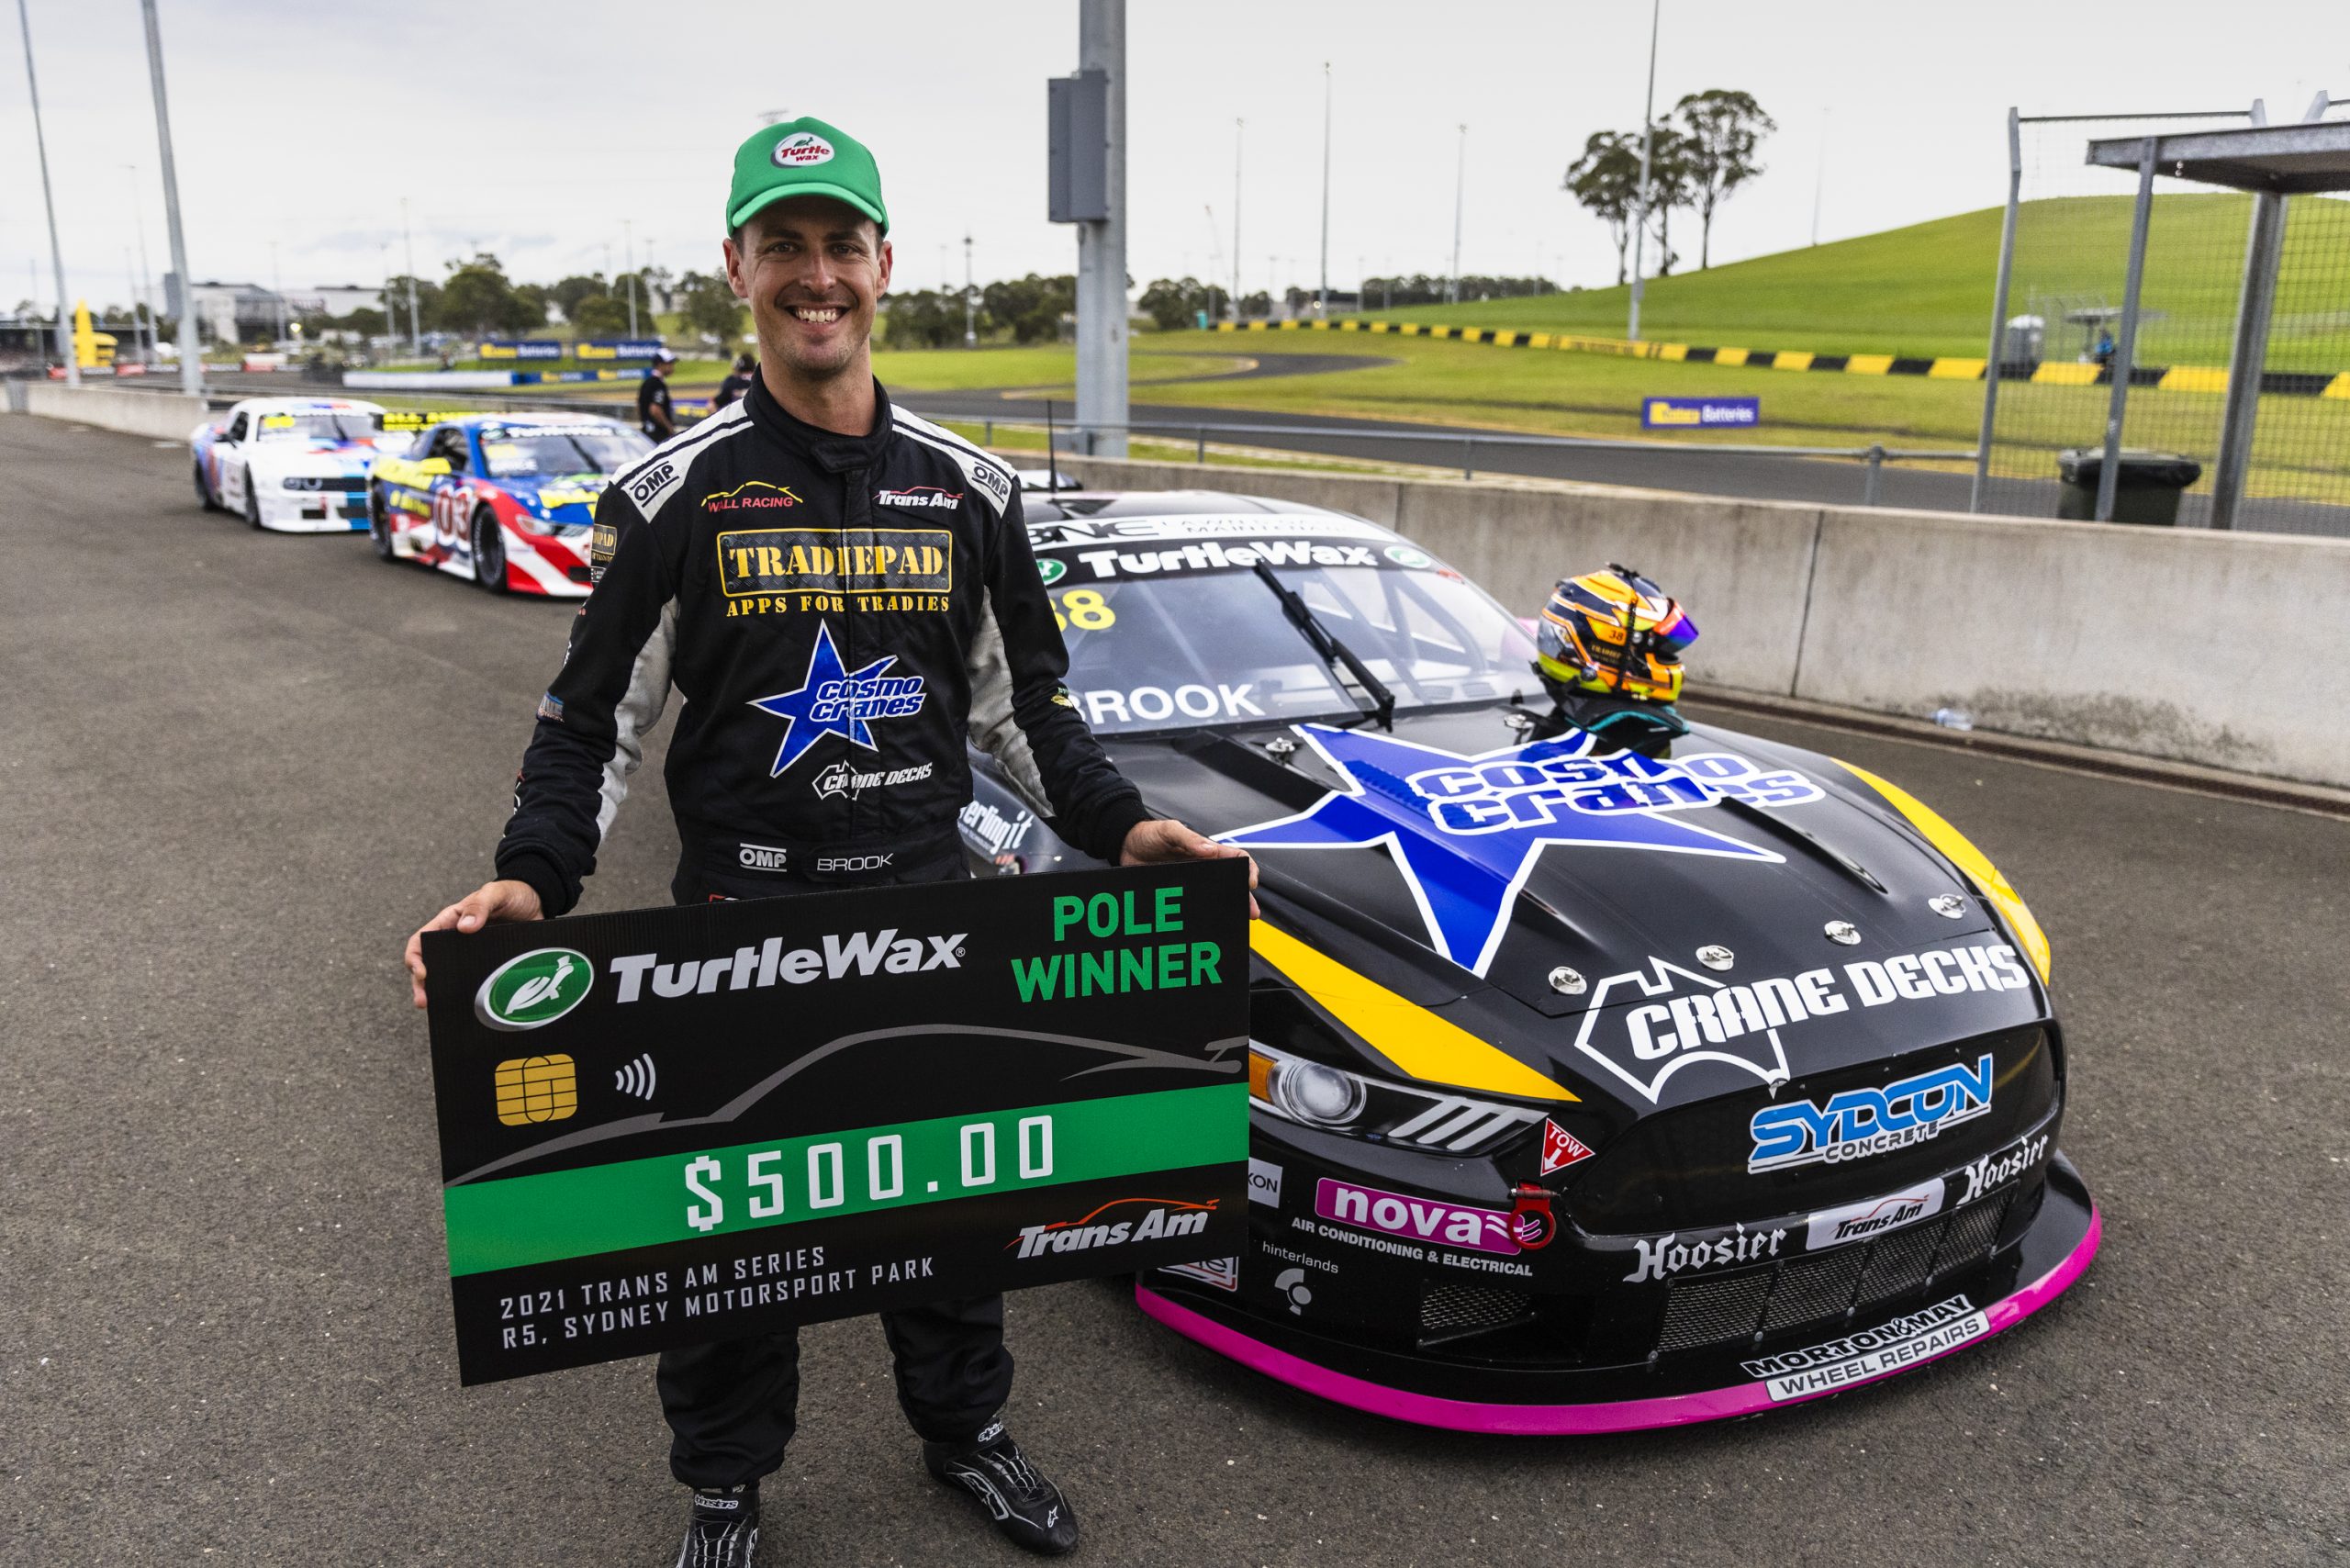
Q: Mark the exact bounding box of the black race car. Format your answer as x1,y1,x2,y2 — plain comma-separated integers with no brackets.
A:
959,488,2098,1433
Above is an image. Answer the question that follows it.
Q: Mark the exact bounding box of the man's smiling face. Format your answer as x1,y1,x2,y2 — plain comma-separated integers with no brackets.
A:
724,196,892,386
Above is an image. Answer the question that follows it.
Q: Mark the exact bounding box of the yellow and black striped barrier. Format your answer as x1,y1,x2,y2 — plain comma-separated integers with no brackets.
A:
1212,317,2350,398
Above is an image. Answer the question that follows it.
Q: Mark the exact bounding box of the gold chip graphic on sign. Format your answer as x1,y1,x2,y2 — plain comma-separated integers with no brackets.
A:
494,1055,578,1125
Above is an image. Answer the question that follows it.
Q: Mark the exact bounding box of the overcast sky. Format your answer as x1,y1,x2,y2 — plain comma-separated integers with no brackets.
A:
4,0,2341,313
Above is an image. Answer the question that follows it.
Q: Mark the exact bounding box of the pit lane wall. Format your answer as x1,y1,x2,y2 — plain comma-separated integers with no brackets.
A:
1026,454,2350,790
20,382,207,442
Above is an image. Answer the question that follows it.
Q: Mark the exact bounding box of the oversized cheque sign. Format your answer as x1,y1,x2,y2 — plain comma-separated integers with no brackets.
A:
422,860,1250,1385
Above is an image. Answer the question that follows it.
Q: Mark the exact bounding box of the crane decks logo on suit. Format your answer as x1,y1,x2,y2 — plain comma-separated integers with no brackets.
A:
718,527,954,617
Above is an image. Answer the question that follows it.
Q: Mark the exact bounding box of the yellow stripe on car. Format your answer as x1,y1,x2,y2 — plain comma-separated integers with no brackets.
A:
1248,923,1575,1101
1837,760,2052,982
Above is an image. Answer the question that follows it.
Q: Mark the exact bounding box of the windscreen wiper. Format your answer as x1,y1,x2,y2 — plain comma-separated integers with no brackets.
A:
1250,560,1395,730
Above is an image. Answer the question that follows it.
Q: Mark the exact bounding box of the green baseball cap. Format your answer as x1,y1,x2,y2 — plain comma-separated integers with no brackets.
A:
726,117,889,235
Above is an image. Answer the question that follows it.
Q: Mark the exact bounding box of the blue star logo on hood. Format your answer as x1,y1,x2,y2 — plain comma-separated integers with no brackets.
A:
1220,723,1819,976
746,622,927,776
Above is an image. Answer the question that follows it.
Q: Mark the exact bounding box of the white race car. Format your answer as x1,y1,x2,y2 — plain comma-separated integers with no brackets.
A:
191,398,402,532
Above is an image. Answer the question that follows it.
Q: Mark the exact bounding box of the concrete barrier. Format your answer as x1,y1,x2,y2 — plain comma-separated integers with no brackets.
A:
22,382,207,442
1027,453,2350,790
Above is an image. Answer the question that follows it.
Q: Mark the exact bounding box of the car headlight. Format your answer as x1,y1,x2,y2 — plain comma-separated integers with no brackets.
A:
281,476,326,491
1248,1042,1544,1155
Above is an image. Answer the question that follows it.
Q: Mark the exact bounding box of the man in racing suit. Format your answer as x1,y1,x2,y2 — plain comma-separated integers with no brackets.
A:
403,117,1249,1565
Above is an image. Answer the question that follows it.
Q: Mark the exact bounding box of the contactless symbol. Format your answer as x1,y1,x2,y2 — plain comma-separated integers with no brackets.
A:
614,1053,658,1101
493,1055,577,1126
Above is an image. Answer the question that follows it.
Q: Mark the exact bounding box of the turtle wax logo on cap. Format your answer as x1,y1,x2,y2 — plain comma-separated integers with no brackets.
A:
475,947,594,1032
772,131,835,167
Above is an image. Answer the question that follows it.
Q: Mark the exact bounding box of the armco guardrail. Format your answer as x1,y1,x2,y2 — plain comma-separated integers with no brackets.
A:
1028,452,2350,790
21,382,207,442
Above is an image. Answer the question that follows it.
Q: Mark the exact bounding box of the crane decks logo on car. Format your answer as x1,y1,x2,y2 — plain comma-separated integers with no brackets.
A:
771,130,834,166
1573,942,2036,1104
475,947,595,1032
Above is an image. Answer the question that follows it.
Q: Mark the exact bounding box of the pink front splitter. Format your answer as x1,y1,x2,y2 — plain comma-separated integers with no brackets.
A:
1135,1204,2099,1436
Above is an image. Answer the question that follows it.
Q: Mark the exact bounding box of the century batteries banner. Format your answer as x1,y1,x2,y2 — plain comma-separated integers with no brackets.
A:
422,861,1249,1385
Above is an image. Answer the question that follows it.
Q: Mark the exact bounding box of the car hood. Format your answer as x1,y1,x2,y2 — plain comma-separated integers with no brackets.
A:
1102,705,2046,1111
498,471,611,511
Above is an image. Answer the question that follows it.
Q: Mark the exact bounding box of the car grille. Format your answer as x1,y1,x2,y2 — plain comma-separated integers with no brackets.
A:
1653,1190,2015,1357
1420,1281,1536,1338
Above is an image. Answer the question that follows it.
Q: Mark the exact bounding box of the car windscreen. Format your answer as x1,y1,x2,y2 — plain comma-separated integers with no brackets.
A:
1035,532,1539,734
476,424,651,478
253,411,376,442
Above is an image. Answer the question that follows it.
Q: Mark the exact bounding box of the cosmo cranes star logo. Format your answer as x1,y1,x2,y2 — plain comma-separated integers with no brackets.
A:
746,622,927,776
1217,723,1822,977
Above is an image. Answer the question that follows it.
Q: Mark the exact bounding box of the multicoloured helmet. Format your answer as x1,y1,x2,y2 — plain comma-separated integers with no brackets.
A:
1534,565,1698,705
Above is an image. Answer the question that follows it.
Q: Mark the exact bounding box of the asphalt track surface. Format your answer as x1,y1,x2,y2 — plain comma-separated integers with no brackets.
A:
6,412,2346,1566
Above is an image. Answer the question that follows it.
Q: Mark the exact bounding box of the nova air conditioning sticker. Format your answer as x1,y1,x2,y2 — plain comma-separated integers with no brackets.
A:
1217,723,1824,976
746,622,926,776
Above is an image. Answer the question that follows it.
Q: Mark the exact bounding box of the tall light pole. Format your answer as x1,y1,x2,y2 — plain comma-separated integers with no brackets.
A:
621,219,638,338
1448,123,1466,305
1071,0,1126,456
126,164,157,364
269,241,285,344
1316,62,1332,318
1627,0,1661,341
401,197,420,353
1810,106,1830,247
962,233,976,347
140,0,201,392
1231,118,1244,322
18,0,77,385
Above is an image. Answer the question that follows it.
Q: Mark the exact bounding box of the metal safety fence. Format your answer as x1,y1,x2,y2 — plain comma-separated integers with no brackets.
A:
1973,102,2350,538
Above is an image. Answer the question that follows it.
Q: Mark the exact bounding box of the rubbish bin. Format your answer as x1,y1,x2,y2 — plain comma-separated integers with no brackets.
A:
2055,448,2202,525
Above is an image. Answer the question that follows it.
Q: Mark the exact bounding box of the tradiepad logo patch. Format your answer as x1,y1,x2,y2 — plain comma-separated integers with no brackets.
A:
772,130,834,166
475,947,594,1032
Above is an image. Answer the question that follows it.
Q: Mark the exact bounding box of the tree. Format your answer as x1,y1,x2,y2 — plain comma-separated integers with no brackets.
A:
1673,89,1775,269
979,274,1074,344
1638,126,1696,278
1563,131,1645,286
675,270,747,348
438,252,541,337
550,274,607,321
881,288,973,349
1137,277,1227,331
568,294,631,336
339,306,388,338
381,274,442,336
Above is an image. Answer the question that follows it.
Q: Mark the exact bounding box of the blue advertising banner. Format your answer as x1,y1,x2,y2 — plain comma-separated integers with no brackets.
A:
1642,396,1760,430
578,340,667,361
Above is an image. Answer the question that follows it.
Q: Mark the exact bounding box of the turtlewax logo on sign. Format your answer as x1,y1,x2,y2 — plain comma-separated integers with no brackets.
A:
1642,396,1760,429
475,948,594,1032
772,131,835,167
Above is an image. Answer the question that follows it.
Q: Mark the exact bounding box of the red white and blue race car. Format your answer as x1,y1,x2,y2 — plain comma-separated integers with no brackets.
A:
191,397,401,532
365,412,651,597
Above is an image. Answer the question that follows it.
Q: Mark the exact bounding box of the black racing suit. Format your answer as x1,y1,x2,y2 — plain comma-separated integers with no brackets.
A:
635,369,675,438
492,373,1148,1485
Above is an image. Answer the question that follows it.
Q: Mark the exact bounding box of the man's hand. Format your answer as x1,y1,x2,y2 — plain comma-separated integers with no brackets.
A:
1118,819,1259,920
404,879,545,1010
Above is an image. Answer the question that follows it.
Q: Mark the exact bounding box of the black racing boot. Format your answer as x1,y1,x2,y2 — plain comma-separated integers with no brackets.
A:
922,1417,1080,1556
675,1483,759,1568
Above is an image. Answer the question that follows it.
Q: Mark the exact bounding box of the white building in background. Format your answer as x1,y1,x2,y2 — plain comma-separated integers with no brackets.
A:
164,275,387,342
